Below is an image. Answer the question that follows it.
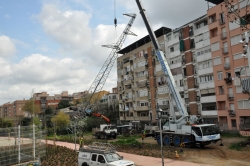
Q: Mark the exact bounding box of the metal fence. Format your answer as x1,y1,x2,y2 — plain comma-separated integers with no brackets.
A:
0,124,46,166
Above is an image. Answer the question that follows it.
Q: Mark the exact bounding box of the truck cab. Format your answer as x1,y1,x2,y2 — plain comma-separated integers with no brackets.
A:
78,145,135,166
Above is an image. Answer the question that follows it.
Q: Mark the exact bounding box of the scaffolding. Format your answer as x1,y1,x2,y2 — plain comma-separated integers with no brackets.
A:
0,124,46,166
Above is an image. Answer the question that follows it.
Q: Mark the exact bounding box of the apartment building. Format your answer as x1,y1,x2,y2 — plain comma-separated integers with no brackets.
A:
117,17,219,125
0,100,27,122
207,0,250,130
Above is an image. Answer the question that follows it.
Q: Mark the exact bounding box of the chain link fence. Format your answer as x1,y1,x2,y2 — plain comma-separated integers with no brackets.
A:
0,124,46,166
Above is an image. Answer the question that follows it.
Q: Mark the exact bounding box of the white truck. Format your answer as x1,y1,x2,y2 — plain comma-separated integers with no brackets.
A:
93,124,117,139
135,0,222,148
78,143,135,166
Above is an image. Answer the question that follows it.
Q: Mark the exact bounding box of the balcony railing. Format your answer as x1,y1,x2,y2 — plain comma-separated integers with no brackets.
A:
227,94,234,101
222,47,228,54
224,77,232,85
220,32,227,40
228,109,236,117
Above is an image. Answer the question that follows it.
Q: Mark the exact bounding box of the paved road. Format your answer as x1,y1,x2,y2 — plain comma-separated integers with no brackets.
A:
46,140,211,166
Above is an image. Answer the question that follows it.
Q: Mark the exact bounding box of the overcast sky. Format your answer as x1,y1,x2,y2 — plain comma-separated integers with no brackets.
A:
0,0,211,104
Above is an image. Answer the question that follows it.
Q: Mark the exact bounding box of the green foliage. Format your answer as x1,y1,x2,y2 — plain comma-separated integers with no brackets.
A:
51,111,70,130
20,117,32,126
229,142,244,151
45,107,53,115
22,99,40,115
221,132,242,138
32,117,42,126
57,100,71,109
0,118,14,128
85,117,104,132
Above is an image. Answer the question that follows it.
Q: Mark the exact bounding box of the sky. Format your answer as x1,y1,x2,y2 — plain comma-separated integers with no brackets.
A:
0,0,211,104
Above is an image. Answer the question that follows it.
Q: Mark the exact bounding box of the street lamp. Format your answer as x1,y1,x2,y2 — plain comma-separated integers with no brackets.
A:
157,108,164,166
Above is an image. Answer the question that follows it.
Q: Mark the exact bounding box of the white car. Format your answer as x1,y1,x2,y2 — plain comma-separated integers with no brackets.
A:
78,146,135,166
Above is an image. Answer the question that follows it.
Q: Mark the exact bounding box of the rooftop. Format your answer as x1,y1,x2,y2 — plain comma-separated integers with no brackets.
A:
117,27,172,55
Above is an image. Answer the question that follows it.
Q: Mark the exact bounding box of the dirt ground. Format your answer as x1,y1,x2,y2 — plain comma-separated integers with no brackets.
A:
136,136,250,166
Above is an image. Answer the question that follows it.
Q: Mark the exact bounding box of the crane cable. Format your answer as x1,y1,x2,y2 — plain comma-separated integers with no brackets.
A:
114,0,117,44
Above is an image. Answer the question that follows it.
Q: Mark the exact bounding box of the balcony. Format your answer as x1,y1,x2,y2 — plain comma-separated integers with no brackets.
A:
227,94,234,101
224,77,232,85
222,47,228,54
136,116,149,121
219,18,225,25
189,30,194,36
196,96,200,102
224,62,230,70
158,81,167,86
135,106,149,111
220,32,227,40
228,109,236,117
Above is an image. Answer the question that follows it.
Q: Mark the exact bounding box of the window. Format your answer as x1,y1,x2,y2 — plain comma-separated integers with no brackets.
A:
219,13,225,24
197,46,211,56
91,154,97,161
231,119,236,127
198,60,212,69
180,80,184,87
98,155,106,163
240,0,249,9
233,53,243,60
218,86,224,95
217,71,223,80
236,86,242,93
213,57,222,66
170,56,181,64
199,75,214,83
169,43,179,53
230,35,241,46
210,28,218,38
234,67,246,77
238,100,250,109
211,42,220,52
209,14,216,24
196,20,208,29
190,39,195,49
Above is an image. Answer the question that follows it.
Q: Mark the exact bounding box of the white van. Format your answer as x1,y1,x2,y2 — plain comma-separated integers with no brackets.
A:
78,145,135,166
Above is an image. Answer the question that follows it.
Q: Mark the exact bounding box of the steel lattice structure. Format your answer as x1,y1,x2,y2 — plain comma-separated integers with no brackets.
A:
67,13,136,134
82,13,137,113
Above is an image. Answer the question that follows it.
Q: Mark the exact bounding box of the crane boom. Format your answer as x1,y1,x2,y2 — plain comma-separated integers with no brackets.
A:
82,13,137,114
135,0,188,121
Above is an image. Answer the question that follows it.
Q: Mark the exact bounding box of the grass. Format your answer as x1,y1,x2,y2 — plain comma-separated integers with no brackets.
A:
112,137,140,145
220,132,243,138
229,142,244,151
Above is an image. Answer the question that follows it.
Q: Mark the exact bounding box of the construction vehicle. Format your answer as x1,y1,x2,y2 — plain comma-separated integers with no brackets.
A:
91,113,117,139
135,0,221,147
78,142,135,166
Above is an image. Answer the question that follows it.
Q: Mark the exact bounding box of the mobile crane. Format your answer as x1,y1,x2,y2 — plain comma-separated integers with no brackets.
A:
91,113,117,139
135,0,221,147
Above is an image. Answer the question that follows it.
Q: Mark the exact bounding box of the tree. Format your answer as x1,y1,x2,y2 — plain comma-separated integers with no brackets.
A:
51,111,70,131
57,100,71,109
22,99,40,116
45,107,53,115
0,118,14,128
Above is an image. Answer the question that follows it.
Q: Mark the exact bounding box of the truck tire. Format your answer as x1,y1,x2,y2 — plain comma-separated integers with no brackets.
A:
163,135,170,146
156,135,162,145
113,134,117,139
173,136,181,147
181,136,191,148
82,162,88,166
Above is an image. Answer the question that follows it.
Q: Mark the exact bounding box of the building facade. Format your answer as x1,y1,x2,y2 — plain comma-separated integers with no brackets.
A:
117,0,250,130
207,0,250,130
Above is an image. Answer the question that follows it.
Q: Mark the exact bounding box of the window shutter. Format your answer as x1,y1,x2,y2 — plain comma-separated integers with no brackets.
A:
211,42,220,52
213,57,221,65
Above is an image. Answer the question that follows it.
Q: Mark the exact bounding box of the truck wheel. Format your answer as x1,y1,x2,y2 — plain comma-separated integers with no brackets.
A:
97,135,100,139
82,162,88,166
173,136,181,147
113,134,117,139
156,135,162,145
163,135,170,146
181,136,191,148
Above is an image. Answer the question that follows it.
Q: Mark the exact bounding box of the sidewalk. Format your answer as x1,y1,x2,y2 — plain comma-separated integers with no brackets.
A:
46,140,211,166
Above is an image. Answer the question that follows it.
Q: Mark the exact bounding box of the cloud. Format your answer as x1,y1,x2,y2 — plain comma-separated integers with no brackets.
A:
0,35,16,57
37,4,93,56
